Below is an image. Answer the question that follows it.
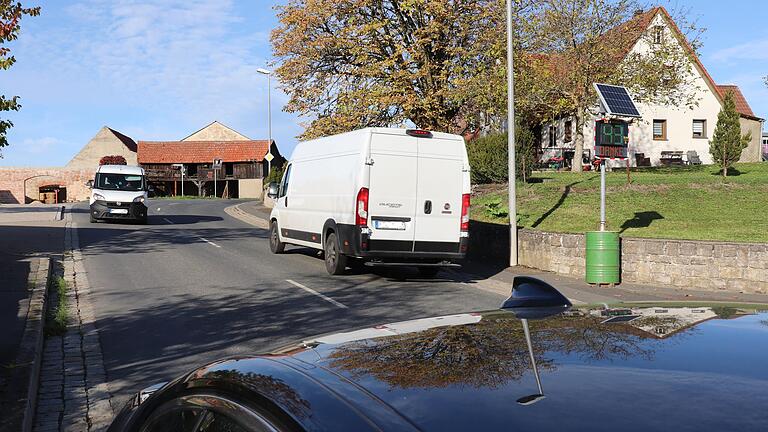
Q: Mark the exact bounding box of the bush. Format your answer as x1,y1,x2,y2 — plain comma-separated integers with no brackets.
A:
466,124,536,184
99,155,127,165
264,164,285,185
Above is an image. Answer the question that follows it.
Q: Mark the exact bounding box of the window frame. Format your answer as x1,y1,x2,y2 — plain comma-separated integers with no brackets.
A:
652,25,664,44
279,164,292,198
692,119,707,139
564,120,573,143
652,119,667,141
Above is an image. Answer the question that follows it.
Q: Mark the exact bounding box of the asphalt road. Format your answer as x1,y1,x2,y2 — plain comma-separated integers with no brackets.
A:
71,199,506,407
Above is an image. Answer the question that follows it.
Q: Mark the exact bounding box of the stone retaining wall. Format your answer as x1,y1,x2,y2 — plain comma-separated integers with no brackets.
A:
468,222,768,294
518,230,768,294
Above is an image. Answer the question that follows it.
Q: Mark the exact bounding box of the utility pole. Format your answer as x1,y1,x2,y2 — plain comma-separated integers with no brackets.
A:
507,0,518,266
257,68,273,175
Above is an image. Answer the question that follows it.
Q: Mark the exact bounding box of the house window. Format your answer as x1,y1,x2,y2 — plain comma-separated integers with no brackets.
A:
549,125,557,147
564,121,573,143
653,26,664,44
692,119,706,138
653,119,667,140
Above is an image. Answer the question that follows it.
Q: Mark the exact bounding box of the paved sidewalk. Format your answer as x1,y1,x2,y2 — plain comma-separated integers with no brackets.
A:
231,200,768,305
0,204,64,223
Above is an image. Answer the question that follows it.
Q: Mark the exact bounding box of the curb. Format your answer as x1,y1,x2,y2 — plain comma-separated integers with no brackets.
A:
224,203,270,229
15,257,52,432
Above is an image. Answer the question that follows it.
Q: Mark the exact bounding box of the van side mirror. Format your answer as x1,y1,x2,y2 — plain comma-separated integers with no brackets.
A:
85,180,94,189
266,182,279,199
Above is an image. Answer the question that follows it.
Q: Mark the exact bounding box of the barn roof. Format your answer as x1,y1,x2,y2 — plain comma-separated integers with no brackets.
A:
137,140,271,164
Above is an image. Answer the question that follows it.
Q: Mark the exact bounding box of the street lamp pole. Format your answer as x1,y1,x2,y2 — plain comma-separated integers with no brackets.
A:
507,0,518,266
257,68,273,176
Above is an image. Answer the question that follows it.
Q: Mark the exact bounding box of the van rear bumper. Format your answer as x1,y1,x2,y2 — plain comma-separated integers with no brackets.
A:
337,224,467,262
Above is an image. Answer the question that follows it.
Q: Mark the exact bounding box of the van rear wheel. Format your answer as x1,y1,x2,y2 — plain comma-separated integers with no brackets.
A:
324,232,347,275
269,220,285,254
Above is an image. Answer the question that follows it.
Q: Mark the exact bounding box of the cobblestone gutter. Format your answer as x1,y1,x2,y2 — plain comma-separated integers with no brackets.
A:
33,214,114,432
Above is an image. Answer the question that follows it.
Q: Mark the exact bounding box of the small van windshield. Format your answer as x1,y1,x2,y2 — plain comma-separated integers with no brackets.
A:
96,173,144,191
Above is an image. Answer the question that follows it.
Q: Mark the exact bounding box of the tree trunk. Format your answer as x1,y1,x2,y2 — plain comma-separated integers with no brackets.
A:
572,112,584,173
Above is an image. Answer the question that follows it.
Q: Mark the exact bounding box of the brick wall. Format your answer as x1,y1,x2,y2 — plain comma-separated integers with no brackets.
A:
0,168,95,203
516,229,768,294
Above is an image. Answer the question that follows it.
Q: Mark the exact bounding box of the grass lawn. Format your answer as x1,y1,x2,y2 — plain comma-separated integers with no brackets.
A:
472,162,768,243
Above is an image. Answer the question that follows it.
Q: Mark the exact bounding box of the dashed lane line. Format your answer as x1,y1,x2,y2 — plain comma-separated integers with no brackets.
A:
163,217,174,224
286,279,349,309
199,237,222,248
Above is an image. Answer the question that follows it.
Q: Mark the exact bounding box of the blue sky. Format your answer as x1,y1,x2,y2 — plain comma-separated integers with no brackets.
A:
0,0,766,167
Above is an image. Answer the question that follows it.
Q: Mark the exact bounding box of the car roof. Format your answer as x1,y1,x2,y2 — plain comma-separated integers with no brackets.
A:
191,304,768,431
97,165,144,175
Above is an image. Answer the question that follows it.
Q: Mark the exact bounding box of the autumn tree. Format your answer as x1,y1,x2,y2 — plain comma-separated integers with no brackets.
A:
709,92,751,178
272,0,539,139
529,2,704,172
0,1,40,152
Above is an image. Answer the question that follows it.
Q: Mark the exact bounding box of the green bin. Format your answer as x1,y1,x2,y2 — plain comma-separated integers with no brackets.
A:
585,231,621,284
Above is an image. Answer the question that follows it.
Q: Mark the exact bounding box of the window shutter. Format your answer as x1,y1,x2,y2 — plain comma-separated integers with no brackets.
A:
693,120,704,135
653,121,663,137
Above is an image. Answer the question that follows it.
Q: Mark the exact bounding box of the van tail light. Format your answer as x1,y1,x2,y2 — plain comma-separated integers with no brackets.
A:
356,187,369,226
461,193,470,232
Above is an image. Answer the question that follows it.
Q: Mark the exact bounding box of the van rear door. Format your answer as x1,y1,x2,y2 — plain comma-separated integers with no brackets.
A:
367,133,417,250
413,136,464,249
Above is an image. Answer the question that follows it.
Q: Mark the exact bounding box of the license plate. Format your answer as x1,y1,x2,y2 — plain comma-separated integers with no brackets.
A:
109,208,129,214
374,220,406,230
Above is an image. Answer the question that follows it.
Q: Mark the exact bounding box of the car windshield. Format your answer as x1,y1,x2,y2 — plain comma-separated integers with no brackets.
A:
96,173,144,191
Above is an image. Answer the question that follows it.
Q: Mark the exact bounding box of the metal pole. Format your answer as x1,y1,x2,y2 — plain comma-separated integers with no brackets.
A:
267,73,272,175
181,165,184,197
600,161,606,231
506,0,518,266
214,166,218,198
522,319,543,395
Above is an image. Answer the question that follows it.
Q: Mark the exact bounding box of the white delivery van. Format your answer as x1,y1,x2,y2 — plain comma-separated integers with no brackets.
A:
88,165,149,224
267,128,471,275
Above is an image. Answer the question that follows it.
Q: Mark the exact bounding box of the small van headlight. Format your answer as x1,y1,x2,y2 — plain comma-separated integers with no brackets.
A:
133,196,145,203
93,193,105,201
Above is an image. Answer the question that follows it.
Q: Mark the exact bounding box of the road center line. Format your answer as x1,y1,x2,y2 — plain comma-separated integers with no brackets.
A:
286,279,348,309
162,217,174,224
199,237,221,248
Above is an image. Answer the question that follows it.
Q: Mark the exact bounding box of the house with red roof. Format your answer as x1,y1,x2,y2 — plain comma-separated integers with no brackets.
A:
541,7,764,168
138,121,284,198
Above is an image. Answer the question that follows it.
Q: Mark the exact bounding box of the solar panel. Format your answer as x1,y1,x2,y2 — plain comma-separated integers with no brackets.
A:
594,83,641,118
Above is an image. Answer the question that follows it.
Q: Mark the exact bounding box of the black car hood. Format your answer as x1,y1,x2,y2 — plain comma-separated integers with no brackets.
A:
284,306,768,432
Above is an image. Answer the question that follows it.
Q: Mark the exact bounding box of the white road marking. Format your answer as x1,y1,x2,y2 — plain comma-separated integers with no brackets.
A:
163,217,174,224
199,237,221,248
286,279,348,309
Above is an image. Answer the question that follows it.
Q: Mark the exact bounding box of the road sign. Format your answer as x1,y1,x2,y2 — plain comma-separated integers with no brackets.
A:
595,120,629,159
212,158,223,169
594,83,641,118
264,152,274,162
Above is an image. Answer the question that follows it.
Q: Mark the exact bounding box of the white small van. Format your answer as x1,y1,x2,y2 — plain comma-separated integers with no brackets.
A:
88,165,149,224
267,128,471,275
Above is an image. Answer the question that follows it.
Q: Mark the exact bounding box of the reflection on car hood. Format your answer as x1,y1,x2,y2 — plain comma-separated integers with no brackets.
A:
287,305,768,431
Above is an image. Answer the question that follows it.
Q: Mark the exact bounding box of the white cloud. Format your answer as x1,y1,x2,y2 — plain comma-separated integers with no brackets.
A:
710,38,768,63
20,137,65,154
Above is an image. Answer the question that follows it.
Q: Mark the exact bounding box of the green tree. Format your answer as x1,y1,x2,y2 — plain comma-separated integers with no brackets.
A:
709,92,751,178
0,1,40,152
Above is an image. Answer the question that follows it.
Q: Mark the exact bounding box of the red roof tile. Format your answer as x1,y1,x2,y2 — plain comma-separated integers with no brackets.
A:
716,85,757,118
137,140,271,164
